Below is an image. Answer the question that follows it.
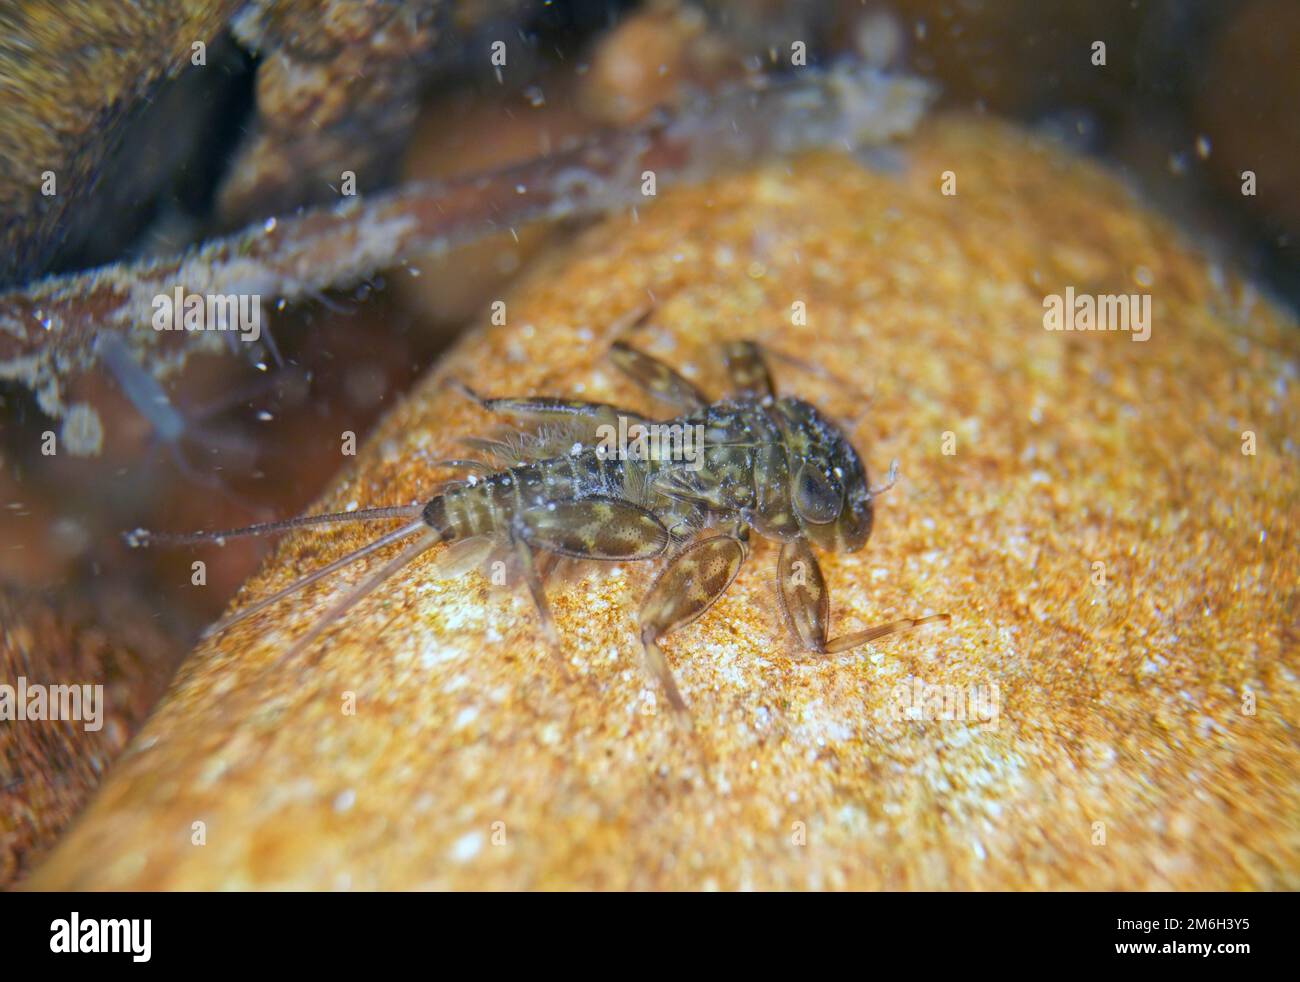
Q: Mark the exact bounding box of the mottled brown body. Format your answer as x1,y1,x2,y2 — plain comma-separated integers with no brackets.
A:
425,396,871,551
132,337,946,715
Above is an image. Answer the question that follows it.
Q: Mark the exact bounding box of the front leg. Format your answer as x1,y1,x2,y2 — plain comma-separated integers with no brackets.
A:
450,379,650,429
450,380,654,465
638,531,749,715
507,525,568,677
721,340,776,401
609,341,708,410
777,537,949,654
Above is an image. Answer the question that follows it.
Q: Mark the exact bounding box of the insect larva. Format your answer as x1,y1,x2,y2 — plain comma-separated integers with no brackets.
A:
129,331,948,717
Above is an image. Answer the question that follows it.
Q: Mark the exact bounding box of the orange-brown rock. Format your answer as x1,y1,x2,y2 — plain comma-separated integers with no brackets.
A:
26,114,1300,890
1,588,178,887
0,0,236,283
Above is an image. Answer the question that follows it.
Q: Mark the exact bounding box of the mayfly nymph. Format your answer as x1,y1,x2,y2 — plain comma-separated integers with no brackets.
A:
129,334,948,715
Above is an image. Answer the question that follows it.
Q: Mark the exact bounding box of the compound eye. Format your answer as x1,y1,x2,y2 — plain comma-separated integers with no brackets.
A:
793,465,842,525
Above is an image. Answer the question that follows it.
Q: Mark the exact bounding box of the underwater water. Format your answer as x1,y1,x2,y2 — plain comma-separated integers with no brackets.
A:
0,0,1296,927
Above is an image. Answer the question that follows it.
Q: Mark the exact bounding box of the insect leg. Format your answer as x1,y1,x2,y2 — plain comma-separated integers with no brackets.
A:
507,522,572,680
608,341,707,410
506,497,671,679
428,535,497,578
638,532,749,715
449,380,649,428
721,340,776,400
761,345,865,406
514,497,670,560
776,536,949,654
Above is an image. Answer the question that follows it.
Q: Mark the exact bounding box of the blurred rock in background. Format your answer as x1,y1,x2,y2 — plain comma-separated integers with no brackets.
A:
0,0,1297,891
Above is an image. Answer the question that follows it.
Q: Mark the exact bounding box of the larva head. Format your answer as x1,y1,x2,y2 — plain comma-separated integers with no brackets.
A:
774,398,874,552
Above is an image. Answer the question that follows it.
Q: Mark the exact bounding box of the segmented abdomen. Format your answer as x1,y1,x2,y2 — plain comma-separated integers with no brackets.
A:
422,399,794,544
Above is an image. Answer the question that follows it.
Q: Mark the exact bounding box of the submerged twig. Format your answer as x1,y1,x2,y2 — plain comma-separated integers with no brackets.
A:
0,62,934,428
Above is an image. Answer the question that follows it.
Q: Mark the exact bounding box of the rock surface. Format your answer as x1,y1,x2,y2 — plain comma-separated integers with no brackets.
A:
28,115,1300,890
1,588,177,886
